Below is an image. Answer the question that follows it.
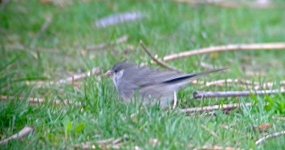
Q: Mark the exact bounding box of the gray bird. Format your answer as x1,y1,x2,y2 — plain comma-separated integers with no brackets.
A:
107,62,225,108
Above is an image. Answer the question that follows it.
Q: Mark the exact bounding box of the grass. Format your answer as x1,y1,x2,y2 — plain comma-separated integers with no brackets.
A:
1,0,285,149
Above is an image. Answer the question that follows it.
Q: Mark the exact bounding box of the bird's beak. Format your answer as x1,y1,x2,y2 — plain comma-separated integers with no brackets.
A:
105,70,114,77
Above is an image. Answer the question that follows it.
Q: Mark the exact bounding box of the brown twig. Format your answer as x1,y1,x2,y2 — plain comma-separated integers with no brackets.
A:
191,79,252,89
180,103,252,114
193,89,285,99
140,41,180,71
254,123,272,133
191,79,285,90
204,79,254,87
51,68,101,85
0,95,82,106
175,0,273,9
27,67,101,87
255,131,285,146
163,43,285,62
0,126,34,145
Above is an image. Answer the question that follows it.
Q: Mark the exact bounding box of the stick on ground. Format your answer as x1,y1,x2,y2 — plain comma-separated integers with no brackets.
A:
193,89,285,99
52,67,101,85
140,41,180,71
26,67,101,87
0,95,82,106
191,79,285,90
180,102,252,114
203,79,283,89
176,0,273,9
256,131,285,146
163,43,285,62
0,126,34,145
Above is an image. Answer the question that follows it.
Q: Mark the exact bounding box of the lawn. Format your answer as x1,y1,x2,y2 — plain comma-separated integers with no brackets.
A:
1,0,285,149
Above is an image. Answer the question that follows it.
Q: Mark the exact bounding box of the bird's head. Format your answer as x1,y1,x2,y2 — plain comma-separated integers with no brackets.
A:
106,62,136,87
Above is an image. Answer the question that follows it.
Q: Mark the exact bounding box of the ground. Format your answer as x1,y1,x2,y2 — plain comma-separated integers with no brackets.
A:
1,0,285,149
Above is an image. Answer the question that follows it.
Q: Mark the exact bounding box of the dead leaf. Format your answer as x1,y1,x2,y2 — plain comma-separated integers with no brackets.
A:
254,123,272,133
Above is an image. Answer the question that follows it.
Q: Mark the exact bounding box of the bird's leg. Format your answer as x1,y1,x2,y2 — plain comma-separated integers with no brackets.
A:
172,91,177,109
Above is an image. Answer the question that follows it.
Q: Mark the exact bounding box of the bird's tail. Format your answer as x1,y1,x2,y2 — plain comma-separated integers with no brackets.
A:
163,68,227,84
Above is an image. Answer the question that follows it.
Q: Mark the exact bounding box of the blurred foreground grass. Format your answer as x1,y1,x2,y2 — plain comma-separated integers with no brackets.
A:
1,0,285,149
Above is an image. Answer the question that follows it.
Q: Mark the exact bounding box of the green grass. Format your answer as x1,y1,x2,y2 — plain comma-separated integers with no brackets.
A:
1,0,285,149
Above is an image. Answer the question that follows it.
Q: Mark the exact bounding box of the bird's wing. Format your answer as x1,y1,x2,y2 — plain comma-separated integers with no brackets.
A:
138,68,225,107
139,68,226,98
123,66,183,86
163,68,226,84
117,64,225,100
116,66,182,99
160,68,226,90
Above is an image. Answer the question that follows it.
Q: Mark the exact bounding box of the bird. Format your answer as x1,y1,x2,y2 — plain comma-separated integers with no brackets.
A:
107,62,225,109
